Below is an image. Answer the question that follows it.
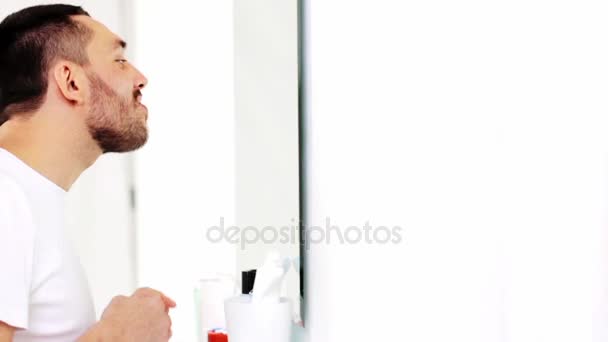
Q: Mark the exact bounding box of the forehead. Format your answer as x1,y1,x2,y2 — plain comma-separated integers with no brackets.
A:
72,15,124,53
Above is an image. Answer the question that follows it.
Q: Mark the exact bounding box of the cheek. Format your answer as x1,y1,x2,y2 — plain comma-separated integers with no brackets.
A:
103,72,133,97
110,80,132,97
114,85,136,106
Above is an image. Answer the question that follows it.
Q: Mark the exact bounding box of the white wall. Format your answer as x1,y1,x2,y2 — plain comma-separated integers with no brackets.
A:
132,1,236,341
303,1,608,341
0,0,138,319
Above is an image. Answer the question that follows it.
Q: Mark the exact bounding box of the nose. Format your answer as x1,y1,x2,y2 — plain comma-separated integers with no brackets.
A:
134,69,148,90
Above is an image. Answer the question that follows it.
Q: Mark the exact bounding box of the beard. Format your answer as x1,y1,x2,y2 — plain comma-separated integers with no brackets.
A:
85,72,148,153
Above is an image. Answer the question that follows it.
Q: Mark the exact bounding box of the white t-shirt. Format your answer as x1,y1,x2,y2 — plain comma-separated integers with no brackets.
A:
0,148,95,341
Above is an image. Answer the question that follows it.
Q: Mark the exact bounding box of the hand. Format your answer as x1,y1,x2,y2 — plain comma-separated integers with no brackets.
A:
99,287,176,342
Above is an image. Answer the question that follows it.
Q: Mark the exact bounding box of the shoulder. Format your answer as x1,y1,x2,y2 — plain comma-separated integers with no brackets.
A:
0,174,37,331
0,171,25,192
0,171,31,208
0,172,36,238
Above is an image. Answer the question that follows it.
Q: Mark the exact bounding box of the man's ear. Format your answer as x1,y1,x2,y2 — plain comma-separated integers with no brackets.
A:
52,61,87,105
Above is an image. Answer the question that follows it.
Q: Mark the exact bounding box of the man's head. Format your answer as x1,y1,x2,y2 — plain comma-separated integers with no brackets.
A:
0,4,149,153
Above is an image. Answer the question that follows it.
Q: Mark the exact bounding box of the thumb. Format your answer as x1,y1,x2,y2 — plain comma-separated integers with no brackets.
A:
160,293,177,309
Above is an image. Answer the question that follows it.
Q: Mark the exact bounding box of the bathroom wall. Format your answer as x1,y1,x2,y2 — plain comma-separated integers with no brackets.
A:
302,1,608,341
131,1,236,341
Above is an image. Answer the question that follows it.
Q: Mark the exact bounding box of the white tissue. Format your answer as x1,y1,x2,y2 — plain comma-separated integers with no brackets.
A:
251,251,291,303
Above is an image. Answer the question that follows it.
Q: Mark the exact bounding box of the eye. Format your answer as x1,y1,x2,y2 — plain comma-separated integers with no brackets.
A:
116,59,128,64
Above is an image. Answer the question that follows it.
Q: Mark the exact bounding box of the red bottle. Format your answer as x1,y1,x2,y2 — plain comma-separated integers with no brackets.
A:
208,329,228,342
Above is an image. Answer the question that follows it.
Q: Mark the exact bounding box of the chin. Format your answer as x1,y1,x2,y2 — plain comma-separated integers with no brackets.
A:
136,106,148,120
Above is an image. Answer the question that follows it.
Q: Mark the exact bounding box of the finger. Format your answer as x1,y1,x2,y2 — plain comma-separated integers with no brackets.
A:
135,288,175,307
160,293,176,308
111,295,128,304
134,287,176,311
133,287,156,297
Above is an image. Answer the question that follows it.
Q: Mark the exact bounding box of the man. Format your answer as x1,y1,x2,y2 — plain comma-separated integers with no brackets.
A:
0,4,175,342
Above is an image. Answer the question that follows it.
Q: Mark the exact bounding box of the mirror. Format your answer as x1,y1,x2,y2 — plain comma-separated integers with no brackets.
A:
234,0,302,323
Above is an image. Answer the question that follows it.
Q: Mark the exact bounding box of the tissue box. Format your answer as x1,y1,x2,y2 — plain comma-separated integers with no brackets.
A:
224,294,292,342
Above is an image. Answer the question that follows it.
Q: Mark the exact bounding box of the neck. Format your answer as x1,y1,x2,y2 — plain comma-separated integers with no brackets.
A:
0,110,102,191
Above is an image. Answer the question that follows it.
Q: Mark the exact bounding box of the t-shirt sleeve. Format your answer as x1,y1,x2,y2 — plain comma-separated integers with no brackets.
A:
0,177,35,330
